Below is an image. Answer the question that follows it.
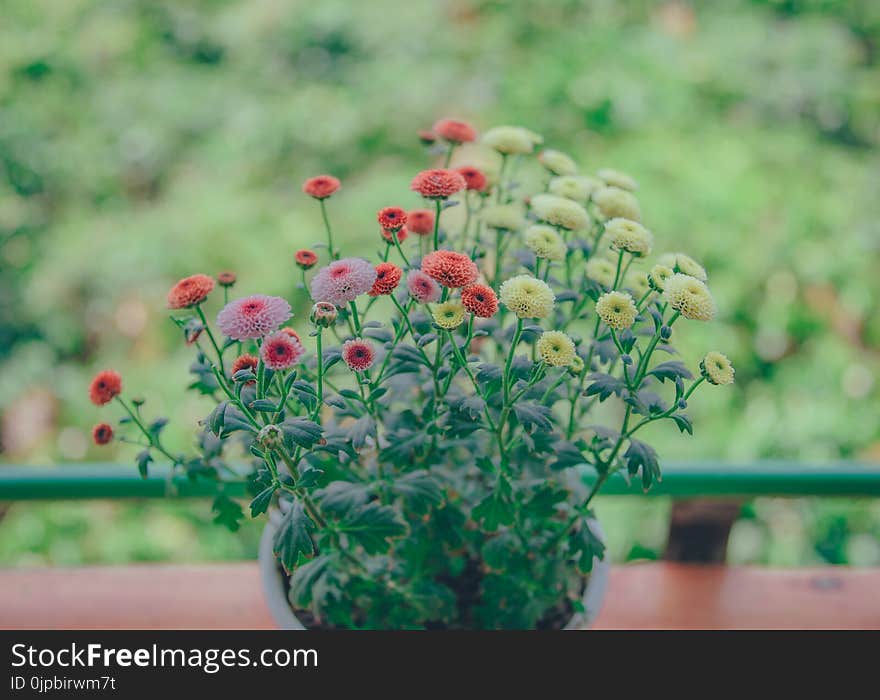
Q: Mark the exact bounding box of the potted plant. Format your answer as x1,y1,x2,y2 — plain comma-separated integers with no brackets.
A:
87,118,734,629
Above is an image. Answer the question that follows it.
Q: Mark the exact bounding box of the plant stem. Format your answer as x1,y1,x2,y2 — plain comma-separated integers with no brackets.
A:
196,305,226,377
432,199,442,251
319,198,337,260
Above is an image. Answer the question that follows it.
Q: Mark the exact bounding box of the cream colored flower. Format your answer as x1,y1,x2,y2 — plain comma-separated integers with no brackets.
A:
585,257,617,288
538,149,577,176
592,186,641,221
701,351,735,385
499,275,556,319
625,270,651,298
658,253,707,282
531,194,589,231
605,218,653,256
597,168,638,192
525,225,567,261
431,301,465,330
537,330,577,367
596,291,638,330
648,264,674,292
568,355,585,377
482,204,525,231
549,176,592,203
482,126,543,155
663,274,716,321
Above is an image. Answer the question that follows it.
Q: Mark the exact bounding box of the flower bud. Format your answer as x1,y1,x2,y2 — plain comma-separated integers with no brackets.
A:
622,354,633,365
310,301,338,328
678,399,688,410
660,325,672,340
257,424,284,451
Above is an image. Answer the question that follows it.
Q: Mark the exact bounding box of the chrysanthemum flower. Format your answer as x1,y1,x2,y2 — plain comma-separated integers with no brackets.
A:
658,253,708,282
663,274,716,321
538,150,577,176
310,302,338,327
482,126,543,155
568,355,585,377
701,351,735,386
257,424,284,451
281,327,301,342
592,186,641,221
410,169,467,199
597,168,638,192
421,250,479,288
548,176,593,203
648,264,674,291
461,284,499,318
167,274,215,309
231,354,259,382
455,166,488,192
381,226,408,244
530,194,589,230
260,330,305,370
431,301,466,330
92,423,114,445
302,175,341,200
625,270,651,297
89,370,122,406
406,270,441,303
537,331,577,367
586,258,617,288
596,291,638,330
524,225,567,261
481,204,525,231
433,118,477,144
295,249,319,270
605,218,653,257
377,206,407,232
310,258,377,308
217,271,237,288
369,262,403,297
499,275,555,319
342,338,376,372
407,209,435,235
216,295,292,340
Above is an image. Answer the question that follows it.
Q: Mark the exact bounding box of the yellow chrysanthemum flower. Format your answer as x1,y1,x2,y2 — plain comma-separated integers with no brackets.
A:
431,301,465,330
596,291,638,330
586,257,617,288
568,355,585,377
524,225,567,261
538,149,577,176
548,176,592,203
657,253,708,282
499,274,556,319
597,168,638,192
625,270,651,297
648,264,674,291
605,217,653,256
482,204,525,231
663,274,716,321
592,186,641,222
482,126,543,155
700,351,735,386
530,194,589,231
537,330,577,367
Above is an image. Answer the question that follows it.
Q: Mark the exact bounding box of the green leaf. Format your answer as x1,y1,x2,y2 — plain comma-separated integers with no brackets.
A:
549,440,589,471
249,484,276,517
135,449,153,479
390,470,444,513
648,360,693,383
471,476,515,530
315,480,370,518
624,438,662,490
288,554,333,608
347,415,376,450
249,398,278,412
281,417,323,449
569,519,606,573
670,412,693,435
212,493,243,532
584,373,625,401
296,466,324,489
273,500,315,571
338,502,406,554
512,402,553,433
523,484,568,520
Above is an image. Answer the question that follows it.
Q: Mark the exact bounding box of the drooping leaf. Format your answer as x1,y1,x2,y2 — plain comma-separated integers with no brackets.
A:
584,373,625,402
273,499,315,571
314,480,371,518
648,361,693,383
624,438,662,491
281,417,323,449
569,518,606,573
249,484,276,517
212,493,244,532
512,402,553,433
347,415,376,450
135,449,153,479
338,502,407,554
549,441,589,471
670,413,693,435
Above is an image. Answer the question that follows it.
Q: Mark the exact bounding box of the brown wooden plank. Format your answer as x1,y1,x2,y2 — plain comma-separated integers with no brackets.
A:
1,563,878,630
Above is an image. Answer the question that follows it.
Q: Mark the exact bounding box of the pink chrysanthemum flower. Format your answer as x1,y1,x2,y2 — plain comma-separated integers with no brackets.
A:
407,209,435,235
92,423,114,445
260,330,305,370
295,249,318,270
167,274,215,309
421,250,479,288
342,337,376,372
433,118,477,144
456,166,487,192
302,175,341,199
89,370,122,406
377,206,407,232
310,258,377,308
406,269,441,303
410,169,466,199
216,295,292,340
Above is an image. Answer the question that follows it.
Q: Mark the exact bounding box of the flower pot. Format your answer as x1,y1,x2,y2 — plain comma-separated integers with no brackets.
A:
258,510,611,630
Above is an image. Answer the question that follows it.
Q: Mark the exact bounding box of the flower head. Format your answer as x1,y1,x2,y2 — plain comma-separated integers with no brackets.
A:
568,355,585,377
524,225,567,261
538,149,577,176
257,424,284,451
407,209,435,235
482,204,525,231
302,175,341,200
418,129,437,146
461,284,499,318
432,301,465,330
482,126,543,155
406,270,442,303
701,351,735,386
530,194,589,230
89,370,122,406
592,186,641,221
596,291,638,330
499,275,555,319
605,218,653,257
548,176,593,203
658,253,708,282
281,327,301,343
537,331,577,367
648,264,674,291
295,249,318,270
217,271,237,288
381,226,408,244
92,423,114,445
586,258,617,288
663,274,716,321
310,302,338,327
421,250,479,288
260,330,305,370
597,168,638,192
625,270,651,298
433,118,477,144
410,169,466,199
231,354,259,382
377,206,407,232
456,166,487,192
342,338,376,372
167,274,214,309
310,258,377,307
216,295,292,340
369,262,403,296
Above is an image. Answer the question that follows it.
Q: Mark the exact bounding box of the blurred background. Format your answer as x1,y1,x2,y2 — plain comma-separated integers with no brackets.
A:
1,0,878,568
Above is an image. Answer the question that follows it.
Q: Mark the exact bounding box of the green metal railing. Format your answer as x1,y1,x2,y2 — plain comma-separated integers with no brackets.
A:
1,462,879,501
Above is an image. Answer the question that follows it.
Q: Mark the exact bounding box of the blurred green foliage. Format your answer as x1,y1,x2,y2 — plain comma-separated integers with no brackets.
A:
1,0,878,567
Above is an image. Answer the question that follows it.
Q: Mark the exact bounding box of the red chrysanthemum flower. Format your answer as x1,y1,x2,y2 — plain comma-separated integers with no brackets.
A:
377,206,407,232
302,175,341,200
369,263,403,297
417,129,436,146
456,166,487,192
295,249,318,270
231,354,259,382
461,284,499,318
433,118,477,144
167,274,215,309
421,250,479,288
410,169,466,199
342,338,375,372
280,327,301,343
381,226,408,244
89,370,122,406
407,209,435,236
217,271,237,287
92,423,114,446
260,330,305,371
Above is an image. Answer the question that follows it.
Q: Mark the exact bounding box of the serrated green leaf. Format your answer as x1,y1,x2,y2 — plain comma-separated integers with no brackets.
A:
249,484,276,517
338,502,406,554
212,493,243,532
390,470,444,513
273,500,315,571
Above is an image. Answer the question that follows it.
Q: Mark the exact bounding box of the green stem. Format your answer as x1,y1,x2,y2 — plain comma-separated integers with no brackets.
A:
195,305,226,377
349,301,363,336
115,397,178,464
432,199,442,251
319,198,337,260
